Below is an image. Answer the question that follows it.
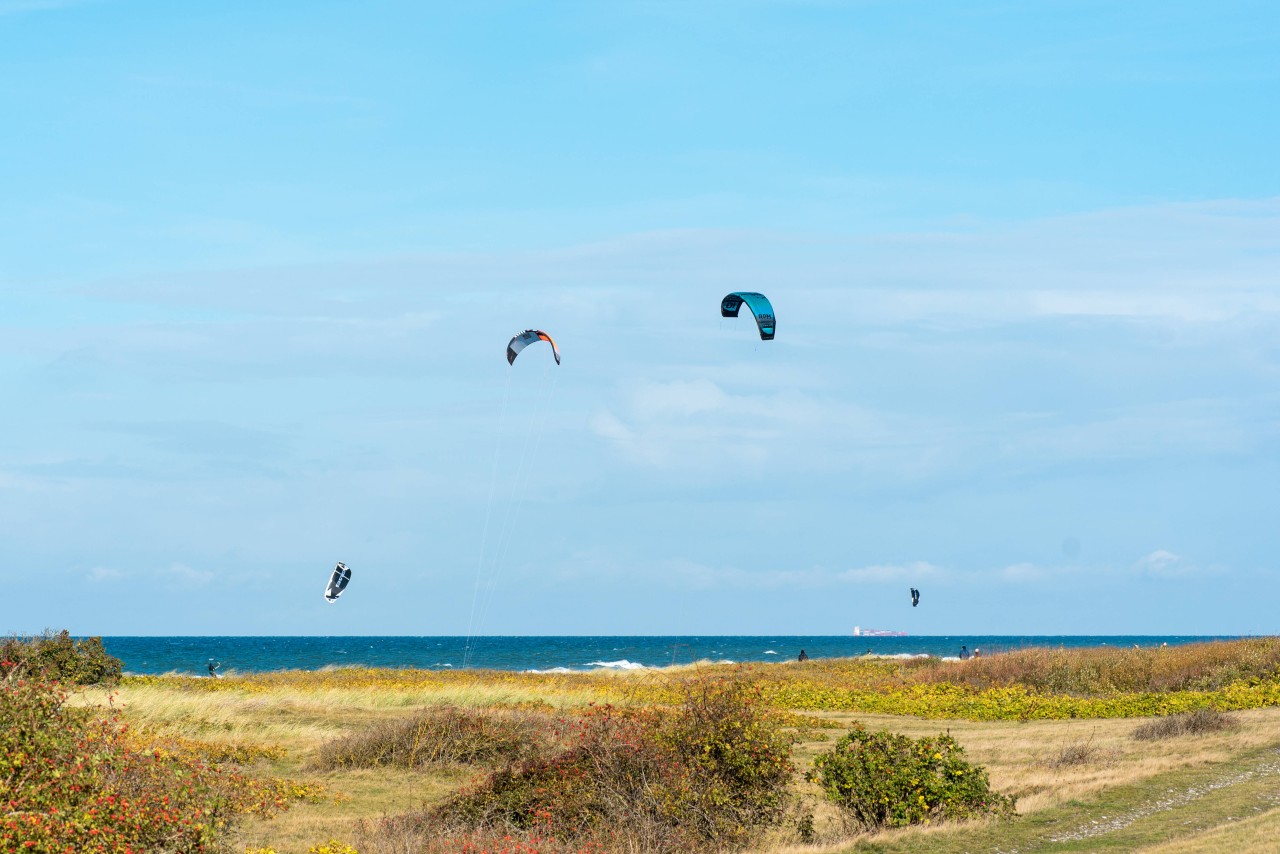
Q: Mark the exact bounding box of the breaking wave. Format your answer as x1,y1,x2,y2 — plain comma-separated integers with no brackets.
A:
586,659,647,670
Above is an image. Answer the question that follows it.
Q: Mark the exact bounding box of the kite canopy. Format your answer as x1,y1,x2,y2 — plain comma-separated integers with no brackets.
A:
506,329,561,365
720,292,775,340
325,562,352,603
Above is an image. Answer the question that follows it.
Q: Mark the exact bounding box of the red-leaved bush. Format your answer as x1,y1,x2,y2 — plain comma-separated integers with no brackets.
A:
0,662,308,853
359,677,796,853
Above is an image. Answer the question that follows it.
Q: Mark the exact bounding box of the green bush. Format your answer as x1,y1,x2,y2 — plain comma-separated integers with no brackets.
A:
809,723,1015,829
0,630,123,685
382,677,796,852
651,676,796,842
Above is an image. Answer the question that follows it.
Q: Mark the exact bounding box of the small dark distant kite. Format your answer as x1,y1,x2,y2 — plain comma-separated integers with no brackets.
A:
910,587,920,608
720,292,776,340
325,562,352,603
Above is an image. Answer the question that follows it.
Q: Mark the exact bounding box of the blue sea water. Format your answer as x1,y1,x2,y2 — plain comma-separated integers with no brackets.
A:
99,635,1246,676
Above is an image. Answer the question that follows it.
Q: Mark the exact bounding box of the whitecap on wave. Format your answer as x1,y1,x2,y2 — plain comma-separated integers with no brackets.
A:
525,667,576,674
763,650,778,655
586,659,647,670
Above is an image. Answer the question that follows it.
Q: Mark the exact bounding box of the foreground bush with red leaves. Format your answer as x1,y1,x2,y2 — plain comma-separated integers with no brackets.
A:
0,662,304,854
357,677,797,853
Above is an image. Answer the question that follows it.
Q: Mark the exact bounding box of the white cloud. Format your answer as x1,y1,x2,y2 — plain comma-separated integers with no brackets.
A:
587,411,633,443
1135,549,1201,578
835,562,946,584
1133,549,1228,580
1000,562,1049,583
63,196,1279,328
86,566,123,583
589,377,901,473
157,562,215,586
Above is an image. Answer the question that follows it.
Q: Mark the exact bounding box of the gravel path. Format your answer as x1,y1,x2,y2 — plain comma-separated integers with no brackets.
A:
993,748,1280,852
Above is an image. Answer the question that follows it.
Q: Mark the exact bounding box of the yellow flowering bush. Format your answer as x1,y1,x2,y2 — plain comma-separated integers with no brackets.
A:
308,840,359,854
809,723,1015,828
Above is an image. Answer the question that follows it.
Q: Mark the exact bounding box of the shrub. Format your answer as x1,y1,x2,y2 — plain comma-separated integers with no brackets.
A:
808,723,1015,829
650,676,796,843
308,840,360,854
353,824,610,854
0,630,123,685
311,706,547,771
0,666,312,852
1042,733,1116,769
376,677,796,852
1131,708,1239,741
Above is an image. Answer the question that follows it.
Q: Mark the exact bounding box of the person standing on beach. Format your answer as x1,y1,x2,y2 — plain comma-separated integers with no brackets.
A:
960,645,970,660
797,649,809,661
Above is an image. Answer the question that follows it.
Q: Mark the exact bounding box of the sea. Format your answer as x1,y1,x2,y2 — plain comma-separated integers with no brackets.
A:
98,635,1246,676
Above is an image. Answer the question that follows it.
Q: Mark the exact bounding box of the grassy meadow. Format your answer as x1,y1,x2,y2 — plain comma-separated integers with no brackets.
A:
70,639,1280,853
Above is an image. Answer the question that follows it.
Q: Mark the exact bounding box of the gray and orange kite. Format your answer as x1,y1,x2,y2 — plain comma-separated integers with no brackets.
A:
506,329,561,365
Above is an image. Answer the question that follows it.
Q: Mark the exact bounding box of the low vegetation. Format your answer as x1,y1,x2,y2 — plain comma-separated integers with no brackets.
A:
0,652,328,853
360,678,797,853
124,637,1280,722
310,705,549,771
808,723,1016,829
29,635,1279,852
1,629,123,685
907,638,1280,693
1132,708,1240,741
1041,732,1118,769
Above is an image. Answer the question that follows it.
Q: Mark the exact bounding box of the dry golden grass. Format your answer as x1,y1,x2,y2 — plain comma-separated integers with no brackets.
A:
68,647,1280,854
74,677,612,752
232,765,476,853
909,637,1280,693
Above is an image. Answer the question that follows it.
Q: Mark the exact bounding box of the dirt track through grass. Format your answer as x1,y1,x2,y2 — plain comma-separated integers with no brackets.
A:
1042,748,1280,847
832,745,1280,853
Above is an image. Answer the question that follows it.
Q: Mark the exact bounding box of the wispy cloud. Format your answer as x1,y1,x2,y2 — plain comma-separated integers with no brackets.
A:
157,563,215,587
1134,549,1211,579
1000,562,1050,583
86,565,124,583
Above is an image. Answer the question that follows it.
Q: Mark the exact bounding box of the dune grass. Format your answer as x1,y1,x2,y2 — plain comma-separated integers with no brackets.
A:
68,639,1280,853
308,705,550,771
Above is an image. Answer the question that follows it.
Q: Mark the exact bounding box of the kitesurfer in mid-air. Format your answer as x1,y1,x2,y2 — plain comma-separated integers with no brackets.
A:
910,587,920,607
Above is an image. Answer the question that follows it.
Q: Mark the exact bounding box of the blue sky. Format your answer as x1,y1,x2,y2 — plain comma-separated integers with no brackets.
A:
1,0,1277,636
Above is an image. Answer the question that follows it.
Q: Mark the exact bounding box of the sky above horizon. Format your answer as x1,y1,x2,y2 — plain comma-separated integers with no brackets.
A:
2,0,1278,636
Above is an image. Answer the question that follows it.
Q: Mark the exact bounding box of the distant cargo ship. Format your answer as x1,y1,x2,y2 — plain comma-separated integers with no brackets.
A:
853,626,907,637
